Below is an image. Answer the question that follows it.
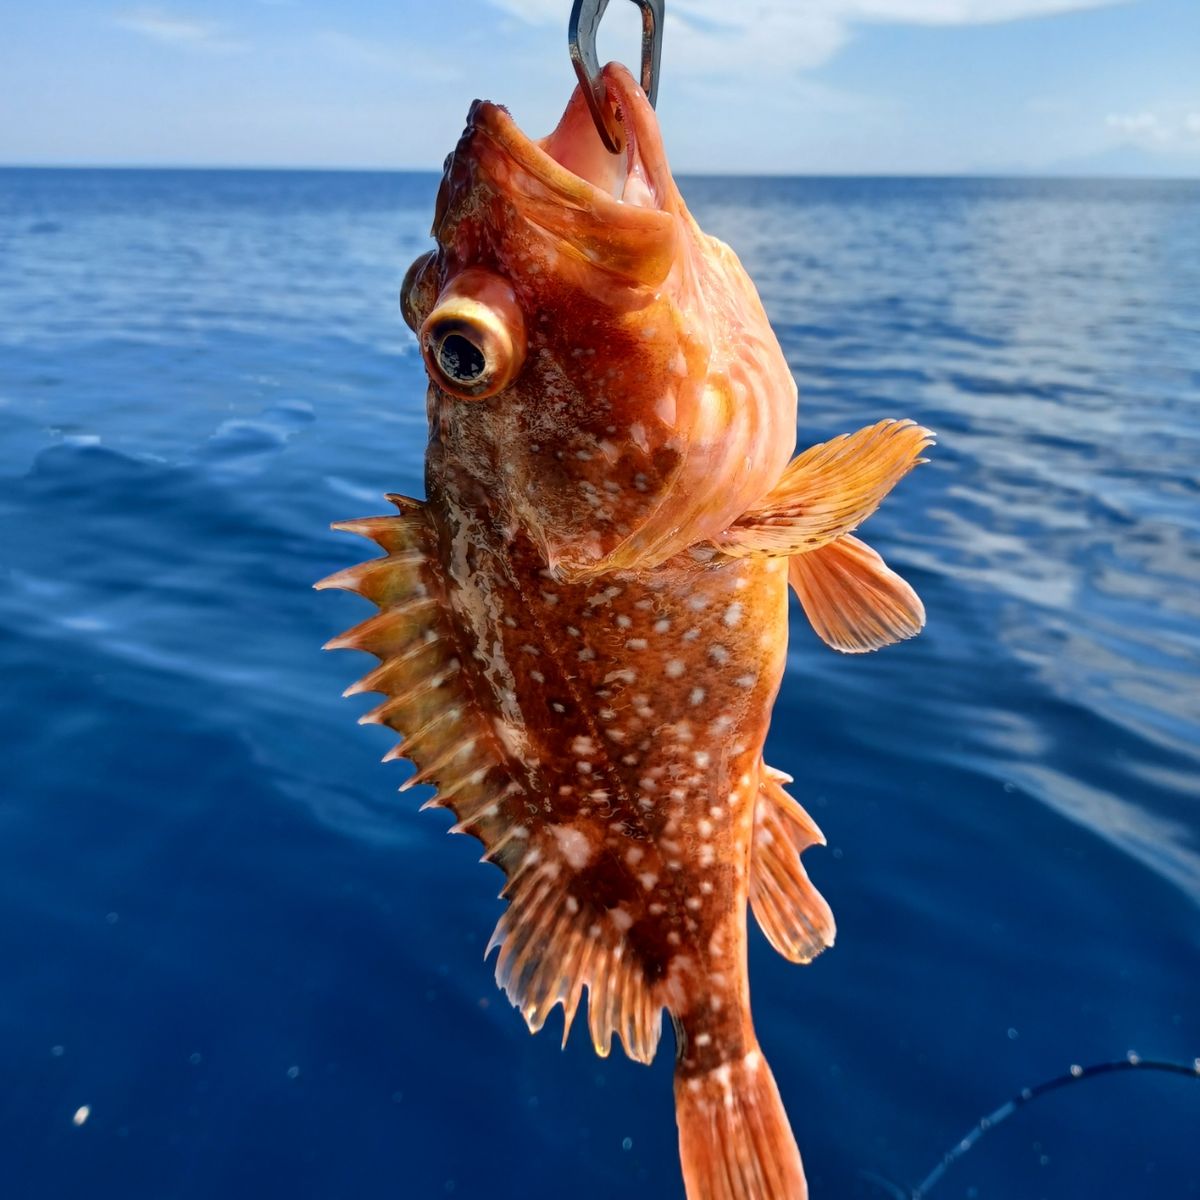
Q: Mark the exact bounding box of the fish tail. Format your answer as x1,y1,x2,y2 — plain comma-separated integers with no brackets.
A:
674,1041,807,1200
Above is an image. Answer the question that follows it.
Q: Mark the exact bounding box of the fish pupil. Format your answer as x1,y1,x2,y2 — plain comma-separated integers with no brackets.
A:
437,333,486,383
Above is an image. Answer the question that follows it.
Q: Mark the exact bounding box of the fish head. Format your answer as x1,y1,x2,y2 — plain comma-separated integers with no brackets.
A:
402,63,797,577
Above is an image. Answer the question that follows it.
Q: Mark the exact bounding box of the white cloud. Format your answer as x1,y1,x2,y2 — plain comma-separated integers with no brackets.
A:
1105,111,1171,143
843,0,1128,23
114,8,245,53
1103,110,1200,157
489,0,1124,22
485,0,1128,75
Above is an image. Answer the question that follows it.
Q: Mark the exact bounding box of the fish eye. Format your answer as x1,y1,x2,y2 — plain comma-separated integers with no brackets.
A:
434,331,487,385
400,250,437,332
420,269,526,401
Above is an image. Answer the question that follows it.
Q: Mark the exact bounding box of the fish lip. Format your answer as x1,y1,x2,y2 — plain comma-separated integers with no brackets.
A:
469,63,673,219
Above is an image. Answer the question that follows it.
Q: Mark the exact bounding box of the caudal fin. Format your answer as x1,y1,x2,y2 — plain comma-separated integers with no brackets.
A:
675,1045,807,1200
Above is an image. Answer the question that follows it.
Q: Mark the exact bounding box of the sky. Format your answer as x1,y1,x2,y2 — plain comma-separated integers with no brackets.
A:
1,0,1199,174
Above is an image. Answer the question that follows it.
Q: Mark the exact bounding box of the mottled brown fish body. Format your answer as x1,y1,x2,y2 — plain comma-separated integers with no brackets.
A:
324,61,933,1200
433,494,788,1050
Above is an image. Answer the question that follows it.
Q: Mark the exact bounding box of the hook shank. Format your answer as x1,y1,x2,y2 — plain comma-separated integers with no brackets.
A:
568,0,665,154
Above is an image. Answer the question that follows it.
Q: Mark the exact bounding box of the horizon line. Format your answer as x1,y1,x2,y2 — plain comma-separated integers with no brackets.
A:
3,163,1200,182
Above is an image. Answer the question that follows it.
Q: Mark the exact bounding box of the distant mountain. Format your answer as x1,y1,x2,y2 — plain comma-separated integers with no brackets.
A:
1034,142,1200,179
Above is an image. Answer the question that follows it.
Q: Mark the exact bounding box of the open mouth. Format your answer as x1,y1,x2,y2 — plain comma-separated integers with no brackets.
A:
537,69,659,209
472,63,667,215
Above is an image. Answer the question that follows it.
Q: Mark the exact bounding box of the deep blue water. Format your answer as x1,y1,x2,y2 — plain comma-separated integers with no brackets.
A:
1,167,1197,1199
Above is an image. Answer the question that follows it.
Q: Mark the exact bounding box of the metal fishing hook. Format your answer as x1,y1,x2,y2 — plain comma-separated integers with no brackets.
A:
568,0,665,154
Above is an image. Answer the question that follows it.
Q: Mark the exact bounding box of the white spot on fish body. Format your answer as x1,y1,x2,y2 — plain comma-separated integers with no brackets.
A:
605,668,637,685
549,825,592,873
611,907,634,932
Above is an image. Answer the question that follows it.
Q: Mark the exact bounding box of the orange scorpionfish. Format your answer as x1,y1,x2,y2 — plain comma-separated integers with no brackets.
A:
321,64,932,1200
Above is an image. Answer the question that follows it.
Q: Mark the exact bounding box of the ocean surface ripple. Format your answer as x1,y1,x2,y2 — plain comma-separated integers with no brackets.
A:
1,169,1197,1198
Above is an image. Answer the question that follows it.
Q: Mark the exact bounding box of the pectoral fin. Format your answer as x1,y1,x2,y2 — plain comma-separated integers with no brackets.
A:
715,418,934,558
788,534,924,653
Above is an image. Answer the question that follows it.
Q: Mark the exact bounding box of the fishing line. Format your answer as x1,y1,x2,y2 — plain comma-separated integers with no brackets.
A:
861,1053,1200,1199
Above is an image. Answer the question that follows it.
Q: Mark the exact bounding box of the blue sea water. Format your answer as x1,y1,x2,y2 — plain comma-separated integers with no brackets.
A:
0,166,1197,1200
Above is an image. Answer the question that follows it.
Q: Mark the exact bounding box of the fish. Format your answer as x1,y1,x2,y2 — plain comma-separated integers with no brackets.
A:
319,63,933,1200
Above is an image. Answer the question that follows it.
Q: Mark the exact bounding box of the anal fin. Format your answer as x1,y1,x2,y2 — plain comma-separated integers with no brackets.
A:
750,766,835,965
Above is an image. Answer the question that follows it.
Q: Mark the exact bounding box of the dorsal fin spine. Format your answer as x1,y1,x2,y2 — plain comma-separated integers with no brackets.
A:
325,503,664,1069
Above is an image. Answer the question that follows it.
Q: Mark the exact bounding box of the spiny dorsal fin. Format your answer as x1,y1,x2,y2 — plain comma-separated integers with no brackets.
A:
715,419,934,558
319,497,663,1064
787,534,924,653
750,766,835,965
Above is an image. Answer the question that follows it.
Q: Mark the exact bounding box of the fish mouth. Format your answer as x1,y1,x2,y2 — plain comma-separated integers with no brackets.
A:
471,63,674,220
